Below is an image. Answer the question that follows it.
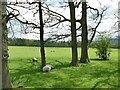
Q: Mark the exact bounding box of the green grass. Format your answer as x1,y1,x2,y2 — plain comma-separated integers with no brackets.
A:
8,46,119,88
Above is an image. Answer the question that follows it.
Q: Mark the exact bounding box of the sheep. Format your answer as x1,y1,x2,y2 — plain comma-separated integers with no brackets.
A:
42,64,54,72
32,57,38,62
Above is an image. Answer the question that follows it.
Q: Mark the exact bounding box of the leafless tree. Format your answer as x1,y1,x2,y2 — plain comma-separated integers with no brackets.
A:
1,1,12,88
38,2,46,69
6,1,48,69
68,1,78,66
6,0,108,65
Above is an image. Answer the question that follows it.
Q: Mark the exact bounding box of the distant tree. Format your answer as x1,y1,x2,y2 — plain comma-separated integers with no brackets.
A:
92,32,112,60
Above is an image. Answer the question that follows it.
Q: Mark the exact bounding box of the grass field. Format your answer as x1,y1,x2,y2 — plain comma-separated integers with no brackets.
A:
8,46,119,88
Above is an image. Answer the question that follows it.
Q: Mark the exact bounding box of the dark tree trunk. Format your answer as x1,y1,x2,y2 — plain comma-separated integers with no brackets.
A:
1,2,12,88
68,2,78,66
80,1,90,63
38,2,46,69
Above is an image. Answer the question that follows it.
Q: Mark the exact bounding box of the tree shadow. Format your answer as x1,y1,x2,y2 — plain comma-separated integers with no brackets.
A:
10,66,67,88
9,62,40,86
53,60,71,69
90,58,110,61
91,69,119,90
10,59,71,88
9,57,118,88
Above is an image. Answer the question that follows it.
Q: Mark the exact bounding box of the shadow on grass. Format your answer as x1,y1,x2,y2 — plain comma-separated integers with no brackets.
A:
10,62,40,86
51,60,71,69
9,58,118,88
90,58,110,61
10,60,73,88
91,69,119,90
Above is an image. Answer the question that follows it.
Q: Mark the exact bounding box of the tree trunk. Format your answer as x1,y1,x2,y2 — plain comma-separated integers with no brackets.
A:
68,2,78,66
80,1,90,63
1,2,12,88
38,2,46,69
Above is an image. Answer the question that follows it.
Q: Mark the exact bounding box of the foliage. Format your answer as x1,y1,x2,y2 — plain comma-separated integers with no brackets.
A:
8,46,119,88
9,37,119,48
92,32,112,60
8,38,82,47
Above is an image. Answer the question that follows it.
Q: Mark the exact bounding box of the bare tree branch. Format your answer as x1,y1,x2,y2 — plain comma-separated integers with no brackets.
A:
87,6,99,18
88,6,108,47
75,1,82,8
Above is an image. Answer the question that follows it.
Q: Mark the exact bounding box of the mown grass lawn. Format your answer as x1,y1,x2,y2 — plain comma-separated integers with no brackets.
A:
8,46,119,89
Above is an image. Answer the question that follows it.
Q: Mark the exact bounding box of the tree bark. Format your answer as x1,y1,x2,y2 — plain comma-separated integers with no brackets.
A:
38,2,46,69
1,2,12,88
68,2,78,66
80,1,90,63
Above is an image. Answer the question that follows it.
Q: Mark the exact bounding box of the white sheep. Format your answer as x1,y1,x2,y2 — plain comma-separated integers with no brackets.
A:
32,57,38,62
42,64,54,72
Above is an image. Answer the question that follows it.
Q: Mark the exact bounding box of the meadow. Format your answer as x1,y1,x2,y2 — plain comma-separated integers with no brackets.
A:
8,46,119,89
